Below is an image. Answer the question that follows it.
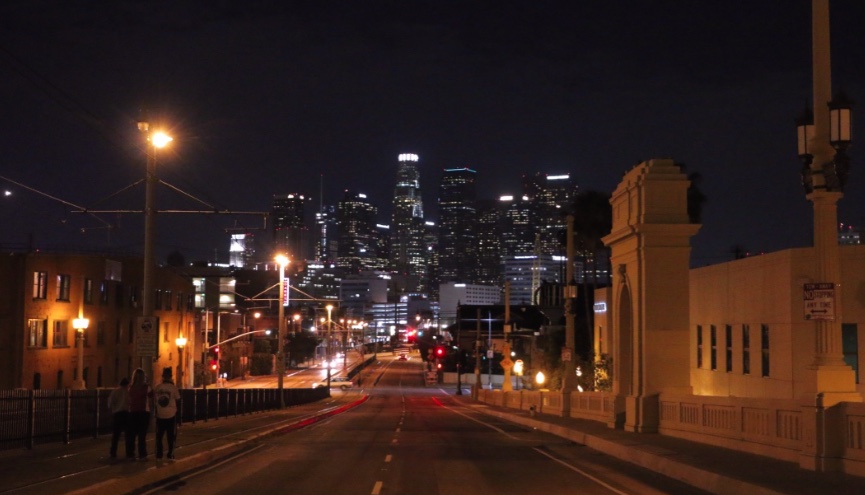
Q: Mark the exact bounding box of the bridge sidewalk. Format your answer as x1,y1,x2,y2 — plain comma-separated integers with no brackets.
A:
449,390,865,495
0,395,362,495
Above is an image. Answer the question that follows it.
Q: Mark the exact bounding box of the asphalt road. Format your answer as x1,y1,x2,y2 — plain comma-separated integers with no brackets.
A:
139,356,709,495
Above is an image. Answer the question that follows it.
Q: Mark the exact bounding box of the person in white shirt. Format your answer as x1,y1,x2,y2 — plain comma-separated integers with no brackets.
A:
153,367,181,460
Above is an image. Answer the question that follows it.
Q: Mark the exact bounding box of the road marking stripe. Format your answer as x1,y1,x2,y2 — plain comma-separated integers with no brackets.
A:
385,454,392,462
433,398,519,440
532,447,629,495
371,481,383,495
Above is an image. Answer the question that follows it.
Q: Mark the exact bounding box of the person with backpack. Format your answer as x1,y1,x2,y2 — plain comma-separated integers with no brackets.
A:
153,367,181,460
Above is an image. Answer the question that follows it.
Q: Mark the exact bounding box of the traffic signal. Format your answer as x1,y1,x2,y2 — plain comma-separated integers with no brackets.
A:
435,346,445,358
210,360,218,371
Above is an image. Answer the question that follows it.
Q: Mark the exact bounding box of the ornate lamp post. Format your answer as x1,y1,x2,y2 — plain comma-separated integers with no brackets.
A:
72,317,89,390
796,0,858,403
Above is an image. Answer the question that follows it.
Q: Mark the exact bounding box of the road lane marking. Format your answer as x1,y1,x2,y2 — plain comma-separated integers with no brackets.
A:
432,397,519,440
532,447,629,495
371,481,383,495
385,454,392,462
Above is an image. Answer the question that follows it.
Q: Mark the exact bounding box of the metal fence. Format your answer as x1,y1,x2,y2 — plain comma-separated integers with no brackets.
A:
0,387,329,451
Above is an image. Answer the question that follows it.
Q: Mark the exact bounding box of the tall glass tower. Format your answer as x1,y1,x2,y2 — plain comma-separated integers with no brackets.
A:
337,191,383,272
389,153,427,290
437,168,477,284
272,193,309,261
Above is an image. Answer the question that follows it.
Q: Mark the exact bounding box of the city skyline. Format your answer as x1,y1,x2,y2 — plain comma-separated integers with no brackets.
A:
3,2,865,266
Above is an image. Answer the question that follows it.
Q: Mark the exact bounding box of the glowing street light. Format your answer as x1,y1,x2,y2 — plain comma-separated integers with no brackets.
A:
137,117,172,382
175,336,187,389
535,370,546,390
72,317,89,390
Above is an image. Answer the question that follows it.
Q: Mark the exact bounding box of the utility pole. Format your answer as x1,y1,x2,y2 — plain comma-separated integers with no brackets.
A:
501,280,514,392
561,214,577,417
456,303,462,395
473,307,481,400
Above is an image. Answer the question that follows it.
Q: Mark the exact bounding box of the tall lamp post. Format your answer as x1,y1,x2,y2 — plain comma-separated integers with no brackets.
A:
175,336,187,389
72,317,89,390
137,117,172,382
795,0,859,408
326,304,334,388
276,254,289,408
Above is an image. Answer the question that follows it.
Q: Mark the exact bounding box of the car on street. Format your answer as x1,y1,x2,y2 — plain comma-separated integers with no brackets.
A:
397,354,408,361
314,377,354,390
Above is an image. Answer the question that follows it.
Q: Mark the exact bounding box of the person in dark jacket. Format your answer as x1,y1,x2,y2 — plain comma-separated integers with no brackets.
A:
107,377,130,459
126,368,152,461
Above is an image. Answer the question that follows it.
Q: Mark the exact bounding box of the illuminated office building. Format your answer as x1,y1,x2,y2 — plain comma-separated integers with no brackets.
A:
389,153,427,291
272,193,310,261
437,168,477,284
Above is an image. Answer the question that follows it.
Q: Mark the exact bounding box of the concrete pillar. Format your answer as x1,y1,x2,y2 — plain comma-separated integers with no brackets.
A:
602,159,700,433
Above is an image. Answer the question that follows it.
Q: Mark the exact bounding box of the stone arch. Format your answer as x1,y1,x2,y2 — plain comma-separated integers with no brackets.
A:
602,159,700,433
616,273,633,398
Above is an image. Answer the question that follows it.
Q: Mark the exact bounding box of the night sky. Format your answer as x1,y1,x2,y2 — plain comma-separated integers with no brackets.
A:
2,1,865,266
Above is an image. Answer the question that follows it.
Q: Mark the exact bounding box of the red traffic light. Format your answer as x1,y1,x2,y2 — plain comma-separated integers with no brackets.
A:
435,346,445,357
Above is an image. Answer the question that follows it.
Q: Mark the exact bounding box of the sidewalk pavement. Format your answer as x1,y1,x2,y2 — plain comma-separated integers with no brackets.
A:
3,388,863,495
0,395,365,495
450,389,865,495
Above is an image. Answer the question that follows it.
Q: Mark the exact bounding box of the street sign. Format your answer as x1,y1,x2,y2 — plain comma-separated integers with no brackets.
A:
135,316,159,357
561,347,572,362
804,282,835,320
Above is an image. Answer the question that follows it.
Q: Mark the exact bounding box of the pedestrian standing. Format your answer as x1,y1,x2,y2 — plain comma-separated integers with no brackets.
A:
107,377,129,459
153,367,181,460
126,368,152,461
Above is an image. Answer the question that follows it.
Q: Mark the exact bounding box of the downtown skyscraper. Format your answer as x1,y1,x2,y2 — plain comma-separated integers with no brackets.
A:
389,153,427,291
272,193,310,262
522,173,579,256
337,191,384,273
437,168,477,284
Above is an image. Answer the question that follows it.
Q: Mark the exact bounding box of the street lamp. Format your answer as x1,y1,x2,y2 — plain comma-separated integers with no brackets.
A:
72,317,89,390
276,254,289,408
513,359,524,391
137,117,172,382
535,370,546,391
326,304,334,388
175,336,187,389
795,0,858,409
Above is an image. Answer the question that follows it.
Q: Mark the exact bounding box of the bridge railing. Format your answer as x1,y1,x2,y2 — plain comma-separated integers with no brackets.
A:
0,387,328,451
